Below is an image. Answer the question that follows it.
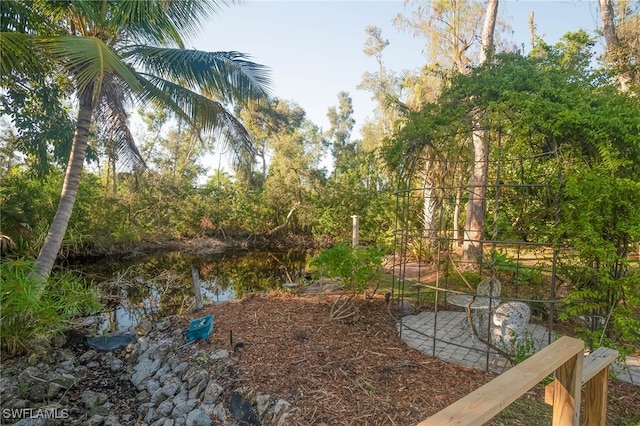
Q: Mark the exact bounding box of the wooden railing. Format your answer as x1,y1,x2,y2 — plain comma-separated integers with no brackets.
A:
545,346,619,426
417,336,618,426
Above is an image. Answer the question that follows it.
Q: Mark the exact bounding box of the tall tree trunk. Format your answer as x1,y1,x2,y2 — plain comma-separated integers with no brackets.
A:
479,0,499,64
600,0,619,49
461,0,498,265
453,185,462,246
599,0,631,92
529,12,536,51
462,121,490,264
112,153,117,194
105,156,111,195
32,87,94,281
423,159,438,245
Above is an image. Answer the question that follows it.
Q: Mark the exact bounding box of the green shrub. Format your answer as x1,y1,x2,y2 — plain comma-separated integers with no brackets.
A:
558,267,640,356
310,243,384,293
310,243,384,320
485,248,544,287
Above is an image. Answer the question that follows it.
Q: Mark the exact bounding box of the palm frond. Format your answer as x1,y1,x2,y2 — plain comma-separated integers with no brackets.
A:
38,35,142,103
95,74,146,169
124,46,271,104
0,32,42,77
1,0,33,32
110,0,233,47
0,0,69,34
135,73,255,156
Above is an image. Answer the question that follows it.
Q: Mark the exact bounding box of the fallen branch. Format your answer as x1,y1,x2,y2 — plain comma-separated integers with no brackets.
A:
330,291,357,320
266,201,300,236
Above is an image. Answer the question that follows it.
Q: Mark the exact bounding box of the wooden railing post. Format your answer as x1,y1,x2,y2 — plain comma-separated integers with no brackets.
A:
583,365,610,426
545,346,618,426
552,348,583,426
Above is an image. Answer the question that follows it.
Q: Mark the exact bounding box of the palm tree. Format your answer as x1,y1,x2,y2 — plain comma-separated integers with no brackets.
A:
0,0,271,281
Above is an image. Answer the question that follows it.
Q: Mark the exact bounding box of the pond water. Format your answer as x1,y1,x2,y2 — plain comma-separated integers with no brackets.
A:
75,249,312,334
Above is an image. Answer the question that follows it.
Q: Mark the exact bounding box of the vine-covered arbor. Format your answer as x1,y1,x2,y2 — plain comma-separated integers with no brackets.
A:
390,141,568,370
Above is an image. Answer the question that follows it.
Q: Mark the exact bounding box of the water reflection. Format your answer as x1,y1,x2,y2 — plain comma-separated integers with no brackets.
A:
78,250,311,333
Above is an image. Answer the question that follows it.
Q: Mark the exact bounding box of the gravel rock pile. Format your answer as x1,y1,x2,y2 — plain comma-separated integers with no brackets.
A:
0,318,292,426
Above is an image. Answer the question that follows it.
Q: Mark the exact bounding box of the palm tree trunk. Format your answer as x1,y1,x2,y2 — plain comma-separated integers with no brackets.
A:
32,87,94,281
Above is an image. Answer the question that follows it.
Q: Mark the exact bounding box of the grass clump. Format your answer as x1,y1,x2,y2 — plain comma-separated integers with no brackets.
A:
1,259,102,355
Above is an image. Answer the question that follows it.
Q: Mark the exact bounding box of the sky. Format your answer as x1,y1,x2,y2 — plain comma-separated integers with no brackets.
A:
190,0,604,141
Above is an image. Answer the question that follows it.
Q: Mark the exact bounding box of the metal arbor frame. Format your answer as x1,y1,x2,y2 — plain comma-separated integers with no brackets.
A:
390,144,564,371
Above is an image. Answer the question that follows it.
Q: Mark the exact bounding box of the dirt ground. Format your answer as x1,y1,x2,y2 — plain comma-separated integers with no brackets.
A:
176,291,640,426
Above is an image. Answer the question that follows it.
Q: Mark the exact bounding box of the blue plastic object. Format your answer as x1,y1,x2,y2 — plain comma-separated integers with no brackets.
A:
186,314,214,342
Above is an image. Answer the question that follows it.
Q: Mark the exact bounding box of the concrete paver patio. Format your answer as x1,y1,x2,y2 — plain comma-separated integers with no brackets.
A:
398,310,639,386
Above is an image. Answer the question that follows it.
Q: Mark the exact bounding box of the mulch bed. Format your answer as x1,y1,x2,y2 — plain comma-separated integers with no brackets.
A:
177,291,640,425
